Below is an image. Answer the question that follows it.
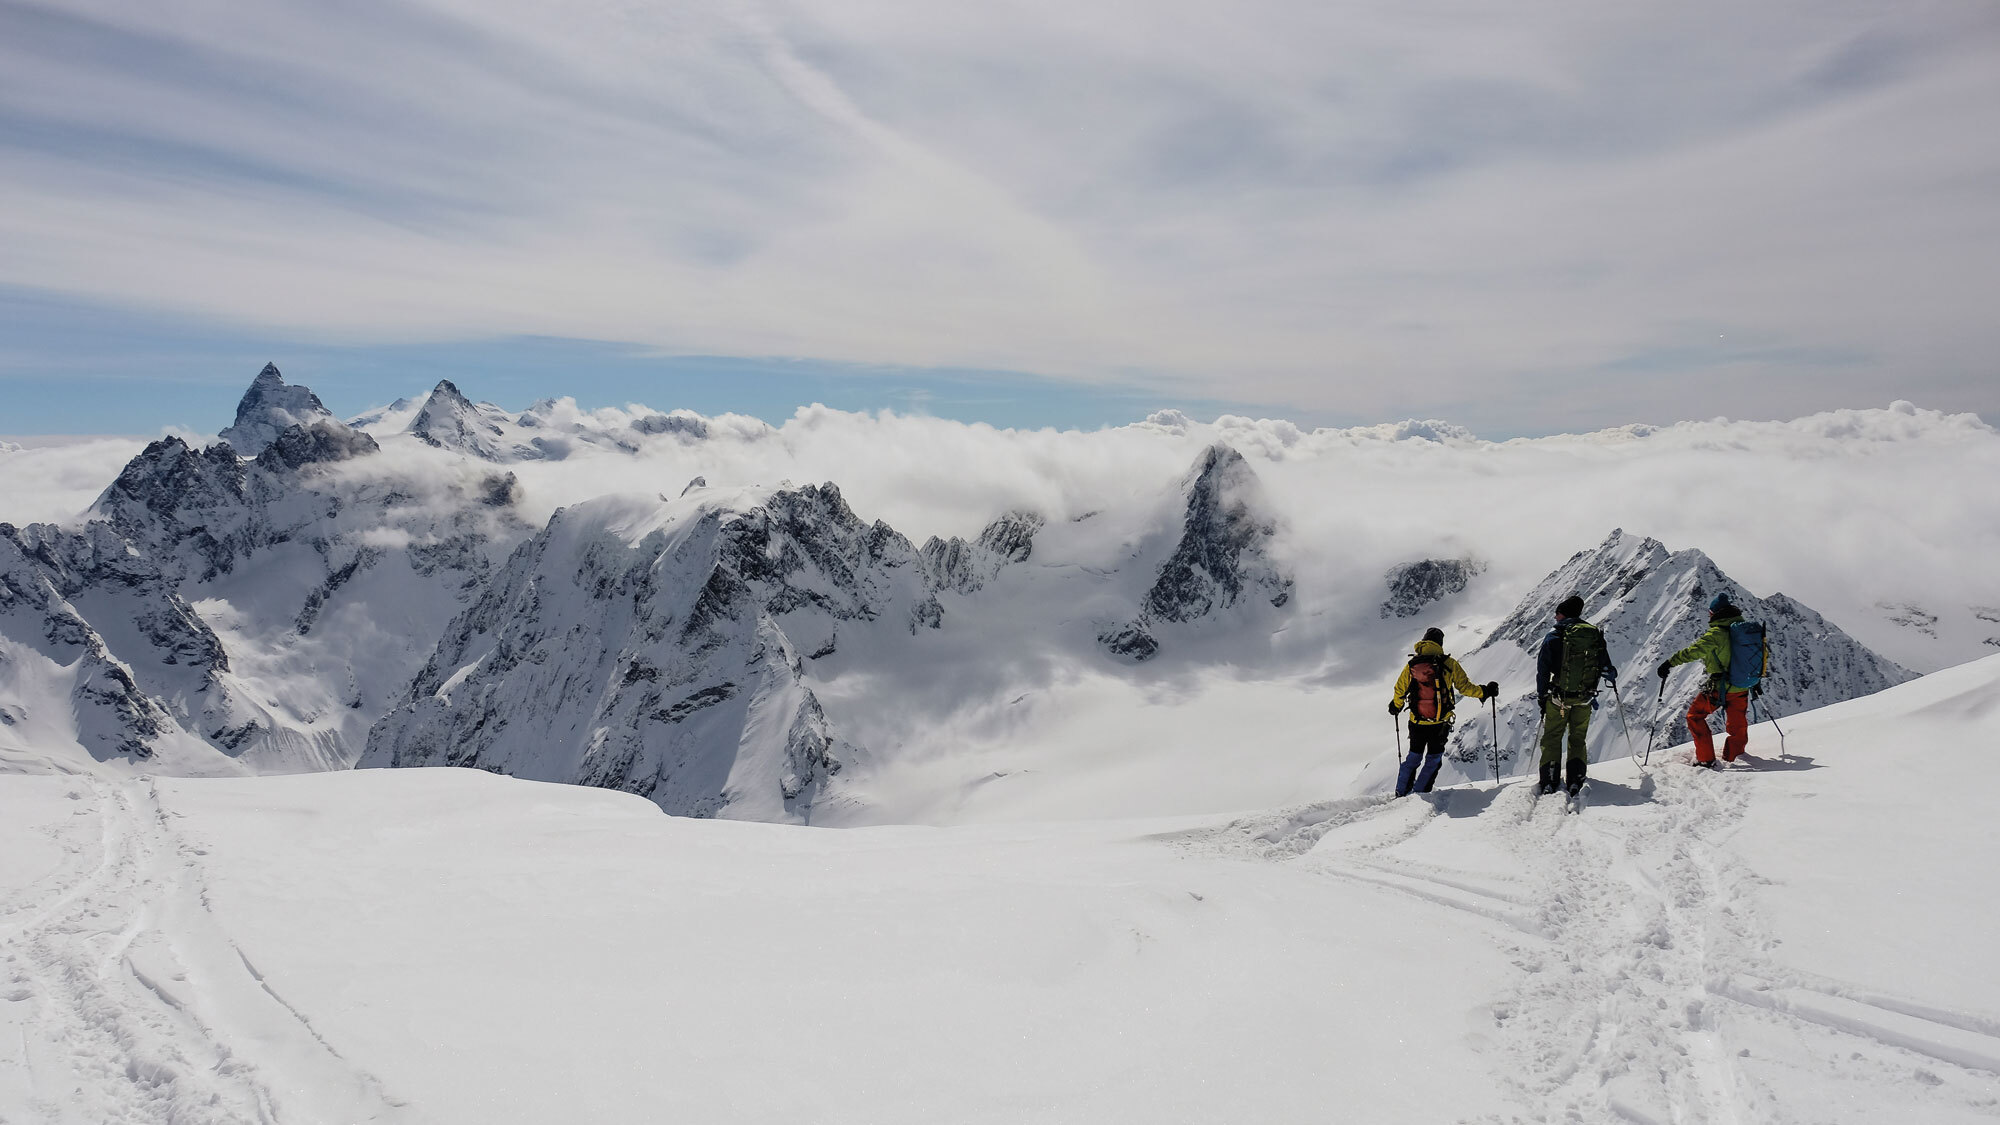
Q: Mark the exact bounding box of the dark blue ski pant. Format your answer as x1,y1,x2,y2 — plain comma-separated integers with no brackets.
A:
1396,722,1451,797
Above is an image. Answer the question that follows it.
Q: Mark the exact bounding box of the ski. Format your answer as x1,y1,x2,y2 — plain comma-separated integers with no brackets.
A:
1563,783,1585,814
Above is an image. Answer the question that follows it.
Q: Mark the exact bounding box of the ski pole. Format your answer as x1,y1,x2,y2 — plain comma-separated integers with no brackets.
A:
1754,695,1788,757
1611,686,1636,760
1489,696,1501,786
1642,675,1666,766
1393,712,1403,764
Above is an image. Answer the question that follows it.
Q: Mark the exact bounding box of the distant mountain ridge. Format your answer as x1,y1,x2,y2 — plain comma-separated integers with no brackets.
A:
0,367,1310,816
362,445,1299,820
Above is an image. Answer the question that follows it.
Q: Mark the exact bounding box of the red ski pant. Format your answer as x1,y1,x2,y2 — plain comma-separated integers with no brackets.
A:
1686,689,1749,763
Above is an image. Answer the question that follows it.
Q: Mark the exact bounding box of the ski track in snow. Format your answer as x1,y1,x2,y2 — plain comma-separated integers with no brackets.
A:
0,778,407,1125
1168,766,2000,1123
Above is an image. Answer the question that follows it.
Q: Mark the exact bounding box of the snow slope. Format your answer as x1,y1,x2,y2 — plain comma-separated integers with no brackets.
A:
4,654,1998,1122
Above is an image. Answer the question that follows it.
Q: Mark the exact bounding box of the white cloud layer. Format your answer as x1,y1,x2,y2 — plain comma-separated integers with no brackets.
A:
2,0,1997,428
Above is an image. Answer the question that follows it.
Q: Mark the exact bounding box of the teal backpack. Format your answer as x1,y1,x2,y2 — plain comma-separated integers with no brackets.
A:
1724,620,1768,691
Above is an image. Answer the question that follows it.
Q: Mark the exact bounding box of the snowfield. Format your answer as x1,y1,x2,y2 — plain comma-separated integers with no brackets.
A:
5,655,1999,1123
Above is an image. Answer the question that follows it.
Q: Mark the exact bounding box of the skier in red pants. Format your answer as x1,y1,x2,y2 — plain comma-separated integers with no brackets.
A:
1658,594,1756,768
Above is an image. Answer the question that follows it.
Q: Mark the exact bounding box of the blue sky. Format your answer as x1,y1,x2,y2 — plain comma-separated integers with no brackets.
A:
3,0,1996,437
0,287,1259,435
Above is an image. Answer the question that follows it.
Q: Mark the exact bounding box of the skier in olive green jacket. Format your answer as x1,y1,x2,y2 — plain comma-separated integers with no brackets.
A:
1658,594,1754,767
1535,595,1617,796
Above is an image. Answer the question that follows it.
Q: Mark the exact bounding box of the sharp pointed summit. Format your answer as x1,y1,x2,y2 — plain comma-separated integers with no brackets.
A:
217,363,336,456
411,379,543,461
1097,443,1294,661
1144,443,1293,623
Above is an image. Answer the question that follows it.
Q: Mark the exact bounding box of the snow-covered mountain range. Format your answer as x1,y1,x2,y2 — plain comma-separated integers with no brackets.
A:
3,365,1993,822
362,440,1295,819
3,372,526,776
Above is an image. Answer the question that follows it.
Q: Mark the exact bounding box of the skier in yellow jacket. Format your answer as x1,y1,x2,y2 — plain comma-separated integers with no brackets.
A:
1389,627,1499,797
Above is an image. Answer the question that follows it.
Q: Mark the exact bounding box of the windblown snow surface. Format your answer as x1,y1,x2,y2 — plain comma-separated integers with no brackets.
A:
3,654,1999,1122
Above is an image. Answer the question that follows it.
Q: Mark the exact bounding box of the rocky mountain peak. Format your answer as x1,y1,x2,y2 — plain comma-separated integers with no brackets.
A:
97,437,251,521
217,363,335,456
1144,442,1292,623
921,510,1043,596
1098,444,1294,661
1381,556,1487,619
1481,528,1663,651
411,380,540,461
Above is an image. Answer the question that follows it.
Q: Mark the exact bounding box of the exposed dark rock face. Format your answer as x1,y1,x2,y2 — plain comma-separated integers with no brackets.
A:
920,511,1043,595
0,520,229,760
1380,557,1485,619
1143,445,1292,623
218,363,337,456
94,437,275,582
634,413,710,440
255,421,380,472
1099,444,1292,661
1877,601,1940,637
479,473,522,508
1095,622,1160,662
361,483,949,821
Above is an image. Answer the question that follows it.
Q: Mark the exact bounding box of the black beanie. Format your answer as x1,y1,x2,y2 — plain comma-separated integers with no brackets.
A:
1422,627,1445,645
1556,594,1585,618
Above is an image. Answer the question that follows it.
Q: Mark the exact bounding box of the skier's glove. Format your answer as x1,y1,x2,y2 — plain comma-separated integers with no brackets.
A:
1536,692,1549,711
1657,661,1672,680
1484,681,1500,699
1605,667,1617,684
1388,702,1402,716
1750,685,1762,700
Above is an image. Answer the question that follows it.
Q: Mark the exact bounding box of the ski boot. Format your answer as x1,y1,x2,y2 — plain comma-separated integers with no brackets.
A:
1537,763,1562,795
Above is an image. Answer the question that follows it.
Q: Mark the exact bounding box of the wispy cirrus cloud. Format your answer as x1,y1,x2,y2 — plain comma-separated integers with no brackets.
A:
1,0,1996,432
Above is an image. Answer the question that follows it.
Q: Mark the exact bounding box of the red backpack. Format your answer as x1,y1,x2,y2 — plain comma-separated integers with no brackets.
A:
1408,655,1451,721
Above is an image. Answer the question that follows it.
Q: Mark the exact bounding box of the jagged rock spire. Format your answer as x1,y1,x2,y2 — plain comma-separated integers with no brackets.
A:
217,363,336,456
